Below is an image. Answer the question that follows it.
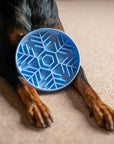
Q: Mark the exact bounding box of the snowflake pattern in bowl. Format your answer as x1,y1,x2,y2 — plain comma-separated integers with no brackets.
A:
15,28,80,91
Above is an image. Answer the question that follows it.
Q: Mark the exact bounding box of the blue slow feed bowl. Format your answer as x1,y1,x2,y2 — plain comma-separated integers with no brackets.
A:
15,28,80,91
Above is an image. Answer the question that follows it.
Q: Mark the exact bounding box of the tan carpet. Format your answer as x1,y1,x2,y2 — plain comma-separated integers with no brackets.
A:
0,0,114,144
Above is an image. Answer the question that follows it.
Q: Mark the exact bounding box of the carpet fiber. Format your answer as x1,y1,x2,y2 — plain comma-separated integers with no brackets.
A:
0,0,114,144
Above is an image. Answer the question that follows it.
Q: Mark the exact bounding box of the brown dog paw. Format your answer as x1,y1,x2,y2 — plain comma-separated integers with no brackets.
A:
90,101,114,130
27,101,53,128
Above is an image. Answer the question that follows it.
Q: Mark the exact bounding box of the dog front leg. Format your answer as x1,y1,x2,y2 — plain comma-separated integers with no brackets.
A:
17,76,53,128
73,66,114,130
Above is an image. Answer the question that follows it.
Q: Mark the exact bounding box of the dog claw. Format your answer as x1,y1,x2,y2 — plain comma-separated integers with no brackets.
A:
41,123,46,128
50,117,54,123
47,122,51,127
110,125,114,131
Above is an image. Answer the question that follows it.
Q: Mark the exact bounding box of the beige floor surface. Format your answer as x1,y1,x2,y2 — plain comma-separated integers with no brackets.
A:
0,0,114,144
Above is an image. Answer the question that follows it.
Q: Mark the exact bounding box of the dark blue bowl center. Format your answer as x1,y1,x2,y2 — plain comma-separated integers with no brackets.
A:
15,28,80,91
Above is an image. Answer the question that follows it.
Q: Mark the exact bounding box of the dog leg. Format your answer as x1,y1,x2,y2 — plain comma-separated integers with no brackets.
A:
2,62,53,128
16,76,53,128
72,66,114,130
50,23,114,130
4,26,55,128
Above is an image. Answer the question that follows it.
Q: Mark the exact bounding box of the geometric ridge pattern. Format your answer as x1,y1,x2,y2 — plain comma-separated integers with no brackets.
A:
16,28,80,91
